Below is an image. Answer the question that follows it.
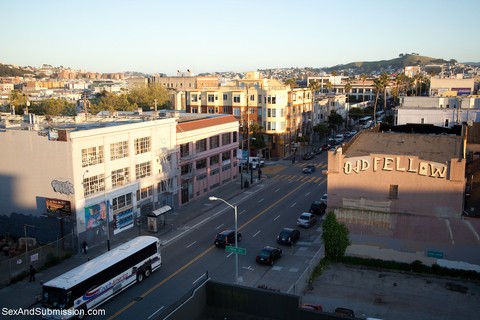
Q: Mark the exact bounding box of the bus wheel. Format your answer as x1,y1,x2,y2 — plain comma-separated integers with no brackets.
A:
77,308,86,319
144,267,151,278
137,272,144,283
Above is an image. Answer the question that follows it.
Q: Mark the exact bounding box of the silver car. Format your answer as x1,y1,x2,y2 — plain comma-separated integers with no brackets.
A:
297,212,317,228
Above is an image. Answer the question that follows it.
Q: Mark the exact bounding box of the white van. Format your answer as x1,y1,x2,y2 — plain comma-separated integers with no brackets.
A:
241,157,264,169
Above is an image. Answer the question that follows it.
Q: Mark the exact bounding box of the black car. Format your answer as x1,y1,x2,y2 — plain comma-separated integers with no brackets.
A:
214,230,242,247
255,246,282,265
277,227,300,245
303,152,314,160
309,200,326,215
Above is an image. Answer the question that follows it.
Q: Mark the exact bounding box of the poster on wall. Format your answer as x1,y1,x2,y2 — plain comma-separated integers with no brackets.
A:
84,201,108,230
113,208,134,234
46,198,71,214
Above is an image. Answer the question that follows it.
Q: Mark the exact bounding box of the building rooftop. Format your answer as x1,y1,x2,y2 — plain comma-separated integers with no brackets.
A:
344,129,463,164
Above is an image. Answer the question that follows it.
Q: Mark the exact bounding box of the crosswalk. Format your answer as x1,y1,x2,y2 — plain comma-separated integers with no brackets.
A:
270,163,327,183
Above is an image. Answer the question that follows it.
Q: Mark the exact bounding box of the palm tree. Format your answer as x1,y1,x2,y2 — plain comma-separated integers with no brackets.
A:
326,81,333,95
285,78,297,89
373,77,385,124
344,80,352,129
379,73,389,111
331,71,338,95
308,79,320,95
360,74,367,103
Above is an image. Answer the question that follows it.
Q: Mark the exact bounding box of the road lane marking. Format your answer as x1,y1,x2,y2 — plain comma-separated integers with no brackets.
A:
463,220,480,241
192,274,204,285
275,188,280,192
445,219,455,245
291,202,297,207
305,192,310,196
274,215,281,221
109,180,310,319
186,241,197,248
253,230,261,237
215,223,224,229
148,306,164,319
258,198,264,203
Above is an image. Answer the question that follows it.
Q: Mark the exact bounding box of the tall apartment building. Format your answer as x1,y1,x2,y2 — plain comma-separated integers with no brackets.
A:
0,111,239,248
185,72,313,158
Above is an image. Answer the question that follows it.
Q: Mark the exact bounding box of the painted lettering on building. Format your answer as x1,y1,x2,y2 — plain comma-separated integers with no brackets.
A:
51,180,74,195
343,156,447,178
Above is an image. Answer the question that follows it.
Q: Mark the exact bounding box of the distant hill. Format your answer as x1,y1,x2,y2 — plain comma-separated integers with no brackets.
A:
323,54,453,74
0,63,29,77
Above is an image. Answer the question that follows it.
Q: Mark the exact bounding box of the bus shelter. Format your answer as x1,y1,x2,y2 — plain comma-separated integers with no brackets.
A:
147,205,172,233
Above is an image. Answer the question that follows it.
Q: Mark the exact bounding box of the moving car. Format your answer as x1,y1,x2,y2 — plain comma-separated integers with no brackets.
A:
334,307,355,318
276,227,300,245
297,212,317,228
309,200,326,215
255,246,282,265
303,164,316,173
301,304,323,312
214,230,242,247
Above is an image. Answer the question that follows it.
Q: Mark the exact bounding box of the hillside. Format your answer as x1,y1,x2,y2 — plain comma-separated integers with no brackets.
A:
323,54,452,74
0,63,29,77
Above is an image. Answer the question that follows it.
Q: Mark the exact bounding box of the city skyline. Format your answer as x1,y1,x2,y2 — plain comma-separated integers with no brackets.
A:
2,0,479,76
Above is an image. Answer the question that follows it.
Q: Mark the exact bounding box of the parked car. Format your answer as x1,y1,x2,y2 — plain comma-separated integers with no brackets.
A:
334,134,344,143
301,304,323,312
255,246,282,265
214,230,242,247
321,144,331,151
313,147,322,155
302,164,316,173
334,307,355,318
350,130,357,136
276,227,300,245
297,212,317,228
309,200,326,215
320,193,328,204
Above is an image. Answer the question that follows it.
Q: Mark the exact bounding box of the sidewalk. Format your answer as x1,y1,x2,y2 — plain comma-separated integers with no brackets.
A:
0,169,272,313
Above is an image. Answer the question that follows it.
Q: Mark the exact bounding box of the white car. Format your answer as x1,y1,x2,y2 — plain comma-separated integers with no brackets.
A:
334,134,344,143
320,193,328,204
297,212,317,228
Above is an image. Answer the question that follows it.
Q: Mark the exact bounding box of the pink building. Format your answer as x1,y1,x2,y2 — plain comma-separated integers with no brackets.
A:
177,115,240,206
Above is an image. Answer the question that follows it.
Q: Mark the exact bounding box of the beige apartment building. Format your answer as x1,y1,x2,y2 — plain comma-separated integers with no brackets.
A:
186,72,313,159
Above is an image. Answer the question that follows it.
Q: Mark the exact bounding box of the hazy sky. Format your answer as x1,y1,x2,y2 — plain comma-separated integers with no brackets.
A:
2,0,479,76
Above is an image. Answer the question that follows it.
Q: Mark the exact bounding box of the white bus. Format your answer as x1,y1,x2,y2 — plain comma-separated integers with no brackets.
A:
42,236,161,319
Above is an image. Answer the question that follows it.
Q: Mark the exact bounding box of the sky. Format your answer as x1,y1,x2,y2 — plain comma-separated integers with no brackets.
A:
1,0,479,76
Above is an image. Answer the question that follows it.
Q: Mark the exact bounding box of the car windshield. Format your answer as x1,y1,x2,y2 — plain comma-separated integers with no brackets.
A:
280,230,291,237
299,214,310,220
259,249,272,256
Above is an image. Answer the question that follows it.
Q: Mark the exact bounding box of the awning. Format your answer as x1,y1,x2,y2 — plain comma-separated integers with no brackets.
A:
149,205,172,217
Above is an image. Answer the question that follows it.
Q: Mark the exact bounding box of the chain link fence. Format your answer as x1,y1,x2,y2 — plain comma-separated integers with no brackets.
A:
0,232,75,289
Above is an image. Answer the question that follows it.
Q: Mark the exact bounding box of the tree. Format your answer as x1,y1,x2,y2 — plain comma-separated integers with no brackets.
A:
308,79,320,96
8,90,28,113
327,110,343,134
325,81,333,94
322,212,350,260
373,73,388,123
313,123,329,141
331,71,338,94
128,83,170,110
37,98,76,116
285,78,297,89
360,74,367,103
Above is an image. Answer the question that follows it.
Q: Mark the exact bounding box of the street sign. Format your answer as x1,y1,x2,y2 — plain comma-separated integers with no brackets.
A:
427,250,444,259
225,245,246,255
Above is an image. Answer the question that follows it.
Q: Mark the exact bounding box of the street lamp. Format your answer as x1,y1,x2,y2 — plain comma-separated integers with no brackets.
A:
209,196,239,285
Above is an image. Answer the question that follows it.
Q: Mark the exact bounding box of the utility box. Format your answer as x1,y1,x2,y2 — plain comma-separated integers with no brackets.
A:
147,205,172,233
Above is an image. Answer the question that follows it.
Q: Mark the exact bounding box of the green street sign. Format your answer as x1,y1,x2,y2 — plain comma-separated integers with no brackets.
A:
225,245,247,255
427,250,444,259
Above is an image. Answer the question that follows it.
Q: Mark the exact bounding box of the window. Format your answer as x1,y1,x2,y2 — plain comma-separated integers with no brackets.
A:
210,155,219,165
196,159,207,170
197,173,207,181
112,193,132,211
444,119,449,127
233,108,241,116
209,135,220,149
196,138,207,152
223,94,228,101
135,162,151,179
181,164,191,175
111,168,129,187
233,131,237,143
135,137,151,155
157,178,173,193
210,168,219,176
222,133,230,146
258,95,262,104
208,94,214,102
83,174,104,196
110,141,128,160
249,107,255,114
137,185,153,201
180,143,189,158
81,146,104,167
389,185,398,199
421,118,424,124
233,95,240,103
191,94,198,102
222,151,230,161
250,95,255,101
258,108,262,116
